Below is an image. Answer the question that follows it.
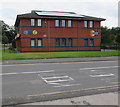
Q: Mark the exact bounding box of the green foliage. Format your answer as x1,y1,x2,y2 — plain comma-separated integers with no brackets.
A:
101,26,120,49
0,20,16,44
2,35,8,44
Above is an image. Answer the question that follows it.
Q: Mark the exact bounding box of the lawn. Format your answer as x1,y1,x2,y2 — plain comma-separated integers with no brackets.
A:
1,49,119,60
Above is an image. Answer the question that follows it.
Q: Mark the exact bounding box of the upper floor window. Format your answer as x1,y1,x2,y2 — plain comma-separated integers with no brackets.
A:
68,20,72,27
62,20,66,27
38,19,42,26
89,21,94,28
84,21,88,28
30,19,35,26
55,20,60,27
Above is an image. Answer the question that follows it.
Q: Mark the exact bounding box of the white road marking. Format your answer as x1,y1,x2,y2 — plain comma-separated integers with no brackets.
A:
53,83,81,87
90,73,114,77
0,70,55,76
41,75,72,80
80,66,119,71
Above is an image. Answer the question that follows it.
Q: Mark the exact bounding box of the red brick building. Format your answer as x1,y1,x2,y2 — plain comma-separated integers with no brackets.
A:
14,10,105,52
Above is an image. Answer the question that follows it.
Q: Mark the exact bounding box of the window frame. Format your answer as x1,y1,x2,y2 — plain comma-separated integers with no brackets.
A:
68,38,73,47
38,19,42,26
56,38,60,47
84,39,88,47
30,38,35,47
30,19,35,26
84,21,88,28
62,20,66,27
90,39,94,47
68,20,72,27
62,38,66,47
38,38,42,47
55,20,60,27
89,21,94,28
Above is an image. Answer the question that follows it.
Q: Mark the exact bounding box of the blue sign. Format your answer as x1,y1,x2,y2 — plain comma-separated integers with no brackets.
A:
23,30,32,34
92,32,98,35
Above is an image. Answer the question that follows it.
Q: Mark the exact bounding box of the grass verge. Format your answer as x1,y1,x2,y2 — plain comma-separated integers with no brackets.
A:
1,49,119,60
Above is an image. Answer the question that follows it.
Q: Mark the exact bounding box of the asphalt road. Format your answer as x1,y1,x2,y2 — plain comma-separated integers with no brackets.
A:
2,60,119,105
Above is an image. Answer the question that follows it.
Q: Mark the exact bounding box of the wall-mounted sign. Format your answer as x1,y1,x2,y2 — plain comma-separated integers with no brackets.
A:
32,30,38,35
90,30,99,37
23,30,38,35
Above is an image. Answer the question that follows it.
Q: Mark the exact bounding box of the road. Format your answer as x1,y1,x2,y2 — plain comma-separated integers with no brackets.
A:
2,60,119,105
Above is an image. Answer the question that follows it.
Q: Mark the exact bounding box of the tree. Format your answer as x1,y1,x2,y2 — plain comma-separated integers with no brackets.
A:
0,20,16,44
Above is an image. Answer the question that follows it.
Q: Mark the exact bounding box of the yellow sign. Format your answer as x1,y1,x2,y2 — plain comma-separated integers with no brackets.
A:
32,30,38,35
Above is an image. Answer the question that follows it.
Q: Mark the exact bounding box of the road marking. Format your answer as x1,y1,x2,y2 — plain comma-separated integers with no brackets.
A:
0,70,54,76
90,73,114,77
40,75,74,84
80,66,119,71
53,83,81,87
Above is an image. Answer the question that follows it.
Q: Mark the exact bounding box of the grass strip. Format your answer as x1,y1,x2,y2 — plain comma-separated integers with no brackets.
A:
1,49,119,60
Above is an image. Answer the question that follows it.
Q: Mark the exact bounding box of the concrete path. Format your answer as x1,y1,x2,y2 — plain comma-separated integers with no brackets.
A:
24,92,118,105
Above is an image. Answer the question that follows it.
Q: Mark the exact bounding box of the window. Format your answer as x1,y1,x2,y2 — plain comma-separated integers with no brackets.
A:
38,38,42,46
68,38,72,47
30,39,35,47
62,38,66,46
55,20,60,27
90,39,94,46
84,21,88,28
62,20,66,27
38,19,42,26
84,39,88,47
68,20,72,27
30,19,35,26
56,38,60,47
89,21,94,28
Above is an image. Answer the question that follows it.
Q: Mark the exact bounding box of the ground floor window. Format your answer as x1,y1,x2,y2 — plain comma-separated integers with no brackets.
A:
84,39,88,47
90,39,94,46
56,38,60,47
68,38,72,47
38,38,42,47
30,38,35,47
62,38,66,47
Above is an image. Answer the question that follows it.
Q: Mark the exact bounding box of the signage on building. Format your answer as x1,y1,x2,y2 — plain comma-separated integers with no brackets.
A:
23,30,38,35
90,30,99,37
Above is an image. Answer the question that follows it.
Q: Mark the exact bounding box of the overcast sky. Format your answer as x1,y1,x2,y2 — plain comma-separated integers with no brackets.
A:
0,0,119,28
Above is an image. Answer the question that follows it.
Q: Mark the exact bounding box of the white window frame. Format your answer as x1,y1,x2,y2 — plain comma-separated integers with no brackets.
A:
84,21,88,28
62,20,66,27
38,39,42,47
68,20,72,27
31,39,35,47
30,19,35,26
55,20,60,27
89,21,94,28
38,19,42,26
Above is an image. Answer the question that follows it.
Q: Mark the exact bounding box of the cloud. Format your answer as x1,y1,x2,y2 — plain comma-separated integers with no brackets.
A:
0,1,118,27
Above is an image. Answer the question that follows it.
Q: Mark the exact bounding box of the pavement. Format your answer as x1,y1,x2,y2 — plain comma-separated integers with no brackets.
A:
2,56,118,65
23,92,119,105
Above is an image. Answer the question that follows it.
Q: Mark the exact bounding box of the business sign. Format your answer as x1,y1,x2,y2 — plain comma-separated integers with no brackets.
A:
23,30,38,35
90,30,99,37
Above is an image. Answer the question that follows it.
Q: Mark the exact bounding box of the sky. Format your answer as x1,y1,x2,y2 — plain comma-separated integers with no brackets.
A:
0,0,119,28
